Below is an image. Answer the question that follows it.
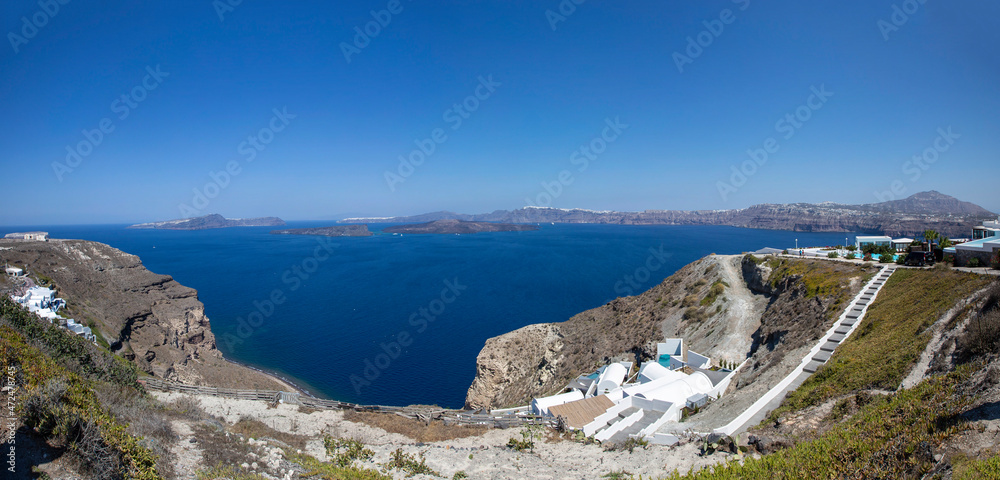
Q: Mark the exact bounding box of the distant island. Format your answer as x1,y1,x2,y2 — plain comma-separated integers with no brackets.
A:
270,225,373,237
382,219,540,235
341,191,995,238
127,214,286,230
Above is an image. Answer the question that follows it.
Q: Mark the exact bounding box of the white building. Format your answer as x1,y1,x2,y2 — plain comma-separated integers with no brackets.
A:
891,238,915,252
856,236,892,250
972,217,1000,240
532,338,736,446
3,231,49,241
5,266,23,276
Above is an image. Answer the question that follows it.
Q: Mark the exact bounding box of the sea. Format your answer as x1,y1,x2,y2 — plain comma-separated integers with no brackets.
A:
0,222,858,408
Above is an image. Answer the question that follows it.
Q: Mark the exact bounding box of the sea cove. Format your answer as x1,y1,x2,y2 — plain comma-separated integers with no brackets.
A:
1,222,858,408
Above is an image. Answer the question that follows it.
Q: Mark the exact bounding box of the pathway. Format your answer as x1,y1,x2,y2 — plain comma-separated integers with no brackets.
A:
712,265,897,436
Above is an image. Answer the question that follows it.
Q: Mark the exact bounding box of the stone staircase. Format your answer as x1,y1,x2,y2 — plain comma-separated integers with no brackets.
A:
804,266,896,374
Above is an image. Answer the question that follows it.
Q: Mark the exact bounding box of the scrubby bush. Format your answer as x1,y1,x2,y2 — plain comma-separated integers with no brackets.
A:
846,253,856,260
324,436,374,468
384,448,438,477
992,252,1000,270
828,252,839,258
969,258,982,268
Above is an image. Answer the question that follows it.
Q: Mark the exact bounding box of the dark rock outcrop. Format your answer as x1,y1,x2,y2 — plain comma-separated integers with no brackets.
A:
382,219,539,234
271,225,373,236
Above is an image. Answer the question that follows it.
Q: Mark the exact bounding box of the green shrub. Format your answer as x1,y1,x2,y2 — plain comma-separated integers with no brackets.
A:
827,252,839,258
969,258,982,268
324,436,374,468
383,448,438,477
0,326,161,479
846,253,856,260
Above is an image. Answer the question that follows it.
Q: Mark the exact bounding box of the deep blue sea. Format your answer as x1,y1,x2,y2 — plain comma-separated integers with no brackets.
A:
0,222,857,408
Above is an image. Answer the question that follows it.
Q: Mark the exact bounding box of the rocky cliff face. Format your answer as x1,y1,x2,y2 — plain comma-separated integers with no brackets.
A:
0,239,285,390
465,254,874,410
465,255,774,409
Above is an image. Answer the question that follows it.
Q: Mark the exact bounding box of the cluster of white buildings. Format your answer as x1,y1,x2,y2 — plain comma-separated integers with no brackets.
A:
524,339,739,445
945,217,1000,267
9,282,97,343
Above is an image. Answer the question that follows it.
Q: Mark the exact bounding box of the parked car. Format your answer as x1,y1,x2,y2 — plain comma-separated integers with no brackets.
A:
904,251,935,267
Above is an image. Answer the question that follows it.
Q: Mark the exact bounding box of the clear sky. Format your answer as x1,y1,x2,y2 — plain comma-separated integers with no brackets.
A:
2,1,998,225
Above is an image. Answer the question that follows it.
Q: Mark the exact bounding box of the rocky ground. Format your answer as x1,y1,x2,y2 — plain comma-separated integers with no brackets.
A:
149,391,737,480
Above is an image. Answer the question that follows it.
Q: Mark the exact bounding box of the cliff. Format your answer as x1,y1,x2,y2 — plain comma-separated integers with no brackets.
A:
343,191,994,238
465,254,874,410
0,238,286,390
128,213,286,230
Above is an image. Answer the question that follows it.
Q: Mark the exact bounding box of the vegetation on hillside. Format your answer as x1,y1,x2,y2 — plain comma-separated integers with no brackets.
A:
0,323,161,479
665,366,977,479
767,269,991,419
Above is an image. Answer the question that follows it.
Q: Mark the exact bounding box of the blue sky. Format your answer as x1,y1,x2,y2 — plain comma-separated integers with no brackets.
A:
2,1,998,225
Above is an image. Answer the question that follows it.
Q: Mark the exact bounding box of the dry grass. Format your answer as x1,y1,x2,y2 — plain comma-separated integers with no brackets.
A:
193,423,266,471
229,417,309,450
342,411,487,443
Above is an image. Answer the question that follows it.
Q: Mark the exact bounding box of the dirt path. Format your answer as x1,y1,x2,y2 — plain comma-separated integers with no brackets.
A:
708,255,768,363
169,420,204,479
899,287,988,390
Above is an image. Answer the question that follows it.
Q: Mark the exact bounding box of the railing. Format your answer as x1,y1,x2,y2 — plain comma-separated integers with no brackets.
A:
138,377,561,429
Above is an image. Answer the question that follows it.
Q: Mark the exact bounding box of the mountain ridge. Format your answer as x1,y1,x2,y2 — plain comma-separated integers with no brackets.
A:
340,191,995,237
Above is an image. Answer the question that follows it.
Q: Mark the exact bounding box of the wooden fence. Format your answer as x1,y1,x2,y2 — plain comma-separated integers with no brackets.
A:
139,378,560,429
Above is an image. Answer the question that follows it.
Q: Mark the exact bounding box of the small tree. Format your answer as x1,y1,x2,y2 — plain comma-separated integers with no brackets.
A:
846,245,857,252
923,229,940,244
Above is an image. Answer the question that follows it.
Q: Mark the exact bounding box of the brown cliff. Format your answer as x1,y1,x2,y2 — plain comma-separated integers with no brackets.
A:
0,238,287,391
